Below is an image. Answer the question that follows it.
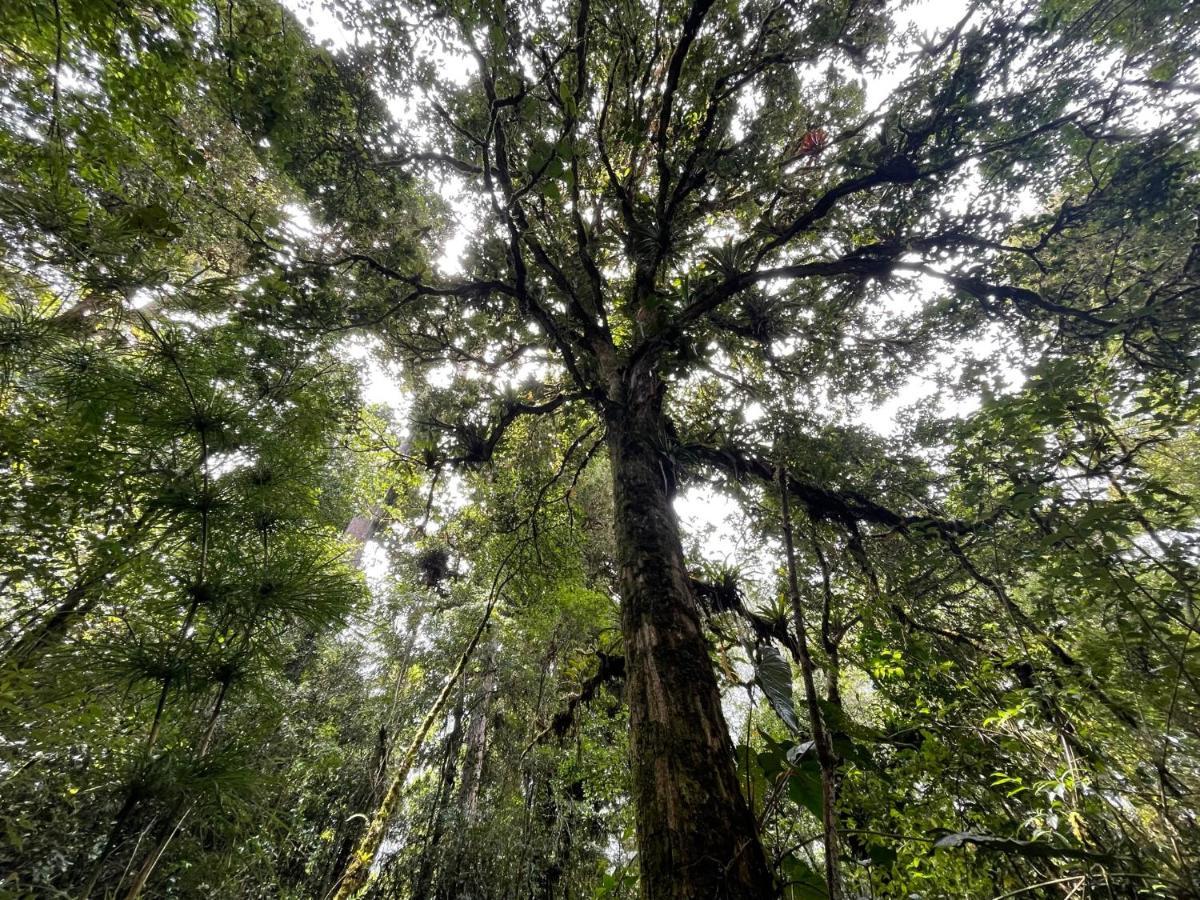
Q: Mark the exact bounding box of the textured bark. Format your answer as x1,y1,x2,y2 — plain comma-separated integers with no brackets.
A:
605,374,773,900
319,487,413,895
324,723,394,897
412,692,465,900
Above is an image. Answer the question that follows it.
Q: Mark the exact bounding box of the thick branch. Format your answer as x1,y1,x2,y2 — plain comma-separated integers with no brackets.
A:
681,442,971,534
631,247,898,372
653,0,717,220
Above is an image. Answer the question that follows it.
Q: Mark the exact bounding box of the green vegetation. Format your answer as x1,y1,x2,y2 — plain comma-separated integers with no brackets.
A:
1,0,1197,897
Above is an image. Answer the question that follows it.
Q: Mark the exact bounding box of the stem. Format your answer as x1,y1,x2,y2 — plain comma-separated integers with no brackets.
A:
329,594,498,900
778,464,841,900
121,806,193,900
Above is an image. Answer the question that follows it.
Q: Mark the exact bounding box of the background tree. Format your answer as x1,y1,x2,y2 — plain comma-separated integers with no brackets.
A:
0,0,407,893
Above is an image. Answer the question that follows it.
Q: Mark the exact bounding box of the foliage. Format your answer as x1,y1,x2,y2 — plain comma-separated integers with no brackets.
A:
2,0,1199,897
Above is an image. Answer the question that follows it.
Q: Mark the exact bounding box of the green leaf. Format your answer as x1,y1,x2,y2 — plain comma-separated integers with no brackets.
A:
558,79,577,116
787,761,823,818
780,853,828,899
863,842,897,867
754,642,799,733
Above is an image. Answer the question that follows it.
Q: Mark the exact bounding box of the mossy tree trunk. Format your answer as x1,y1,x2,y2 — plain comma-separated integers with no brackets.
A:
605,369,774,900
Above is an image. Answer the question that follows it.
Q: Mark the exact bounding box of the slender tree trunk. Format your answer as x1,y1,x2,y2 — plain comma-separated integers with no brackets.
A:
779,467,841,900
3,510,163,667
323,723,394,897
412,692,465,900
604,373,773,900
77,789,141,898
119,674,232,900
4,581,94,664
458,644,497,819
120,804,192,900
317,488,417,895
77,532,201,898
330,597,496,900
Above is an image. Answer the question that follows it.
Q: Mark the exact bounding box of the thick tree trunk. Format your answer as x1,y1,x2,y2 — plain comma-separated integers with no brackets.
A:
605,376,774,900
343,485,397,568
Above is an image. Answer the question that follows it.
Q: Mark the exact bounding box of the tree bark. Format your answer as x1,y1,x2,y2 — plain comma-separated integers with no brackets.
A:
330,597,496,900
605,373,774,900
411,691,464,900
323,723,393,897
343,485,397,568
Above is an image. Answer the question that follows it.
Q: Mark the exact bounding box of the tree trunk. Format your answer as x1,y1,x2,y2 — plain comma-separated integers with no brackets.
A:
3,510,162,667
330,597,496,900
120,803,192,900
5,580,96,665
779,467,841,899
412,691,465,900
605,374,774,900
343,485,397,568
458,644,497,820
324,723,394,897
